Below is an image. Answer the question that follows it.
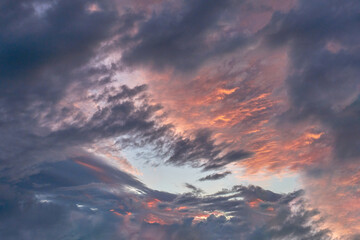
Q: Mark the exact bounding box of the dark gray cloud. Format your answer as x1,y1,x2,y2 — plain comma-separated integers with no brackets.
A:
0,0,120,109
262,0,360,163
0,156,176,240
255,2,360,236
0,0,134,175
184,183,204,195
0,81,173,180
0,158,331,240
0,0,170,178
199,171,232,181
167,129,253,171
138,186,330,240
120,0,248,71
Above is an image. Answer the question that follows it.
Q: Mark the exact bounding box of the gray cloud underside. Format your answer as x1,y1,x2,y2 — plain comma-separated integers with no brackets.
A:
0,157,330,240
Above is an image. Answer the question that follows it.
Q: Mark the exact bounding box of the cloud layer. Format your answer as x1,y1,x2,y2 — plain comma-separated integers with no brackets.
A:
1,0,360,239
0,157,330,240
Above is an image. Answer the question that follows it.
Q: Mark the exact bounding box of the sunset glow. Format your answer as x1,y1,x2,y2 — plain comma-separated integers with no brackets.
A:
1,0,359,239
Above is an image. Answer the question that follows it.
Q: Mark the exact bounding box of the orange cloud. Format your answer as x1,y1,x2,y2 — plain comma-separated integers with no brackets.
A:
303,163,360,237
146,198,161,209
267,207,274,212
74,159,114,183
133,22,358,238
75,160,104,173
192,211,223,222
248,198,263,208
144,47,332,175
144,214,167,225
176,206,188,211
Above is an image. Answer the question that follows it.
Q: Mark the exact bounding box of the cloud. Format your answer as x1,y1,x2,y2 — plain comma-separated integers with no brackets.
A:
166,129,252,171
2,0,359,238
257,0,360,236
199,171,232,181
184,183,204,195
262,0,360,163
120,0,249,71
0,156,176,240
0,158,331,240
0,0,139,175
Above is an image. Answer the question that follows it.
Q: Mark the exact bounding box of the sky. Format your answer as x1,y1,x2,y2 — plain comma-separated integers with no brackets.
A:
1,0,360,239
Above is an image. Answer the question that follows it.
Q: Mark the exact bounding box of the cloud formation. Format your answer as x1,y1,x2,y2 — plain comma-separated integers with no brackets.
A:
0,157,330,239
120,0,248,71
199,171,232,181
1,0,360,239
